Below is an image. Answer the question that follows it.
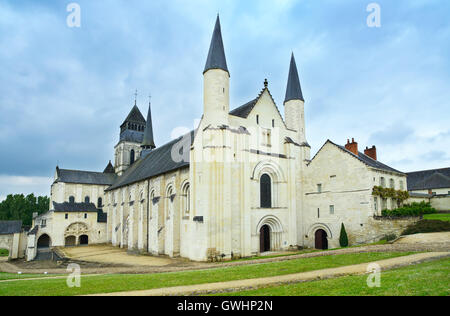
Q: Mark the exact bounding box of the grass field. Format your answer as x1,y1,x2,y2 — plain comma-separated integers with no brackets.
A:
0,249,8,257
0,252,412,296
218,258,450,296
0,272,65,281
423,213,450,222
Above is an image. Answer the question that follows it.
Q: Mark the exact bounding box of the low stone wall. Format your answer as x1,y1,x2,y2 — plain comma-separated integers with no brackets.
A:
431,195,450,212
350,217,420,245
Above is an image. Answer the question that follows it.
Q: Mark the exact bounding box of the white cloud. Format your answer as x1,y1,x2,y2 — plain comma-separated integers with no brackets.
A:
0,175,53,201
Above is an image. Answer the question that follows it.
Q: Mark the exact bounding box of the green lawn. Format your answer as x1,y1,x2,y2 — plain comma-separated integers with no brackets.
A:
423,213,450,222
0,272,64,281
219,258,450,296
0,249,8,257
0,252,413,296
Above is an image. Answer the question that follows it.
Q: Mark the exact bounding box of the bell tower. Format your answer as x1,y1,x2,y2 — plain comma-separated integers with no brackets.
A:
114,98,146,176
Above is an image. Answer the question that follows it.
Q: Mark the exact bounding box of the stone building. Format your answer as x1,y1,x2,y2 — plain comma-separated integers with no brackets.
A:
26,16,413,261
407,168,450,211
0,221,26,260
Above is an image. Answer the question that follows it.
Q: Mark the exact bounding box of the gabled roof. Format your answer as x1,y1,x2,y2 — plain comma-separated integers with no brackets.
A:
310,140,404,175
107,130,196,191
407,168,450,191
284,53,304,103
55,167,117,186
103,161,115,174
0,220,22,235
229,99,257,118
52,201,99,213
204,15,229,75
229,84,287,128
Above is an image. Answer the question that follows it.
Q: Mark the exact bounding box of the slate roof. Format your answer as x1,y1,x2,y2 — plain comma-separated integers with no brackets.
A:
229,99,257,118
204,15,229,75
55,167,117,186
52,202,99,213
103,161,115,174
107,130,195,191
284,53,304,103
142,102,156,149
0,220,22,235
407,168,450,191
119,129,145,143
316,140,405,174
121,105,146,125
28,225,38,235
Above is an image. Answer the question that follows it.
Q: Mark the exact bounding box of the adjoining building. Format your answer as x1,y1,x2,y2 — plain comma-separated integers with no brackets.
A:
407,168,450,211
0,221,26,260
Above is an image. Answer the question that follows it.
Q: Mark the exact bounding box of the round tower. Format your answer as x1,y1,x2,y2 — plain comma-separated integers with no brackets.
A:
203,15,230,126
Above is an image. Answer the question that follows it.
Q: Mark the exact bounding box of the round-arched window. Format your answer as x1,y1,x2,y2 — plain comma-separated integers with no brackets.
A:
260,174,272,208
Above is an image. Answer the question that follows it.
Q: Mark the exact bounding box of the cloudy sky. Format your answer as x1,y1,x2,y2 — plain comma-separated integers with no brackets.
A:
0,0,449,200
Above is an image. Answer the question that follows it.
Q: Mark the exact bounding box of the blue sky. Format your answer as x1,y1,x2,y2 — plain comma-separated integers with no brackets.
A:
0,0,449,199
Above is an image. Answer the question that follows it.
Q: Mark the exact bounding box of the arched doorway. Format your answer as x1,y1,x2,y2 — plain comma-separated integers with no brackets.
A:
37,234,51,249
315,229,328,250
260,225,271,253
65,236,76,247
79,235,89,245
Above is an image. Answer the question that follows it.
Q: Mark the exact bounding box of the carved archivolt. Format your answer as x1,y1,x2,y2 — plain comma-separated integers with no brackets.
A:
65,222,89,237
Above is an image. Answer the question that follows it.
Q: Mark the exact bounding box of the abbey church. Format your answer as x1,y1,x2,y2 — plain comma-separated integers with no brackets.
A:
26,16,409,262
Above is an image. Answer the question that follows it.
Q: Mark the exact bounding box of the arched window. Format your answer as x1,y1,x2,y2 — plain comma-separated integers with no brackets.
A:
260,174,272,208
182,183,190,216
85,196,90,204
69,196,75,203
130,149,135,164
97,197,102,208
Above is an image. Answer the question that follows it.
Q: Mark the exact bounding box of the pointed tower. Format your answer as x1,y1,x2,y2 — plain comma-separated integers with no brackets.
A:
141,99,156,158
114,100,146,176
203,15,230,126
284,53,307,144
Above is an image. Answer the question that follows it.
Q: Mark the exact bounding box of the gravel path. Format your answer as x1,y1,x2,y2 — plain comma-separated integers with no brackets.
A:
86,252,450,296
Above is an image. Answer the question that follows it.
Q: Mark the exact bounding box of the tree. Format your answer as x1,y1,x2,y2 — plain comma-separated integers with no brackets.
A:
339,223,349,247
0,194,49,226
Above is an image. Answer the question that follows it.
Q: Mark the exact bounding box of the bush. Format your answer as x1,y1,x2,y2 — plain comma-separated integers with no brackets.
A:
0,249,9,257
339,223,349,247
402,220,450,236
382,202,437,217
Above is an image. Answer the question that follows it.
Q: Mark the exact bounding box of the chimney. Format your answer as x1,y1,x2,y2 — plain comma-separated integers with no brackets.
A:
364,146,377,160
345,138,358,156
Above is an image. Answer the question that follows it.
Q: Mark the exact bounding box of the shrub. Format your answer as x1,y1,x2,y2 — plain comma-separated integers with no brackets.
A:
402,220,450,236
339,223,349,247
381,202,437,217
0,249,9,257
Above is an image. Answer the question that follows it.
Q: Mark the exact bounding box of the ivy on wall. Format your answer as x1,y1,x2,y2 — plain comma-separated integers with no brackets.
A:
372,186,410,204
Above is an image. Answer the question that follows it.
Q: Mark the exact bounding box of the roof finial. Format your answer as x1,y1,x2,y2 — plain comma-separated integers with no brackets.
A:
134,89,138,106
264,78,268,88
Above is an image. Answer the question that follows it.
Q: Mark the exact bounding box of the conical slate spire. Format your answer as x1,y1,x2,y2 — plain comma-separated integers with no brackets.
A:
203,15,229,75
284,53,304,103
141,100,156,150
